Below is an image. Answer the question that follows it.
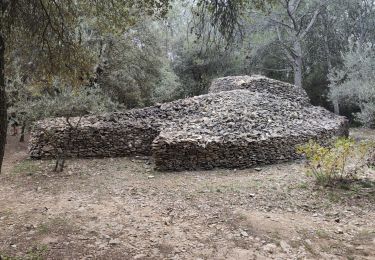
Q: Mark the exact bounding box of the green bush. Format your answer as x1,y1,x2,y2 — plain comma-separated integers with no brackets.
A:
297,138,374,186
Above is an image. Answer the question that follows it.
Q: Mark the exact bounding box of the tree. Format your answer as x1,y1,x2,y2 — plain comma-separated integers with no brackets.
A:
28,80,119,172
164,0,247,97
326,0,375,114
97,20,182,108
194,0,375,115
193,0,324,88
213,0,323,87
270,0,322,88
329,40,375,127
0,0,170,173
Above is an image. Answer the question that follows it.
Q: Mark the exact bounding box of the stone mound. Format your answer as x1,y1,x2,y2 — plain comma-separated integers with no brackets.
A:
29,76,348,171
209,75,310,105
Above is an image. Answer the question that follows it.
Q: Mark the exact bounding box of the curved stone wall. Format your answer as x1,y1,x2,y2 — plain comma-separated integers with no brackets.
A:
29,76,349,171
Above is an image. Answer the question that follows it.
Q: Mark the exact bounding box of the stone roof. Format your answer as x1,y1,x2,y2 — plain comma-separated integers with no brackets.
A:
209,75,310,105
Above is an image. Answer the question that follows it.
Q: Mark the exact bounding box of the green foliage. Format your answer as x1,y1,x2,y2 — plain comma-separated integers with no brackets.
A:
297,138,374,186
0,0,173,172
7,78,119,126
0,244,48,260
173,44,244,96
31,81,119,119
159,1,247,98
7,16,183,124
194,0,275,40
4,0,375,122
188,0,375,111
98,20,182,108
2,0,172,87
152,58,183,103
171,26,246,96
329,40,375,127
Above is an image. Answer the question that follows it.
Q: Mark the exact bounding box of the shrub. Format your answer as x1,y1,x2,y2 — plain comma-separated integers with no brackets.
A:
297,138,374,186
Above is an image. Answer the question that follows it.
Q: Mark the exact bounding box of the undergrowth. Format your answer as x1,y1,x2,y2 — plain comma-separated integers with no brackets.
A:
297,138,374,186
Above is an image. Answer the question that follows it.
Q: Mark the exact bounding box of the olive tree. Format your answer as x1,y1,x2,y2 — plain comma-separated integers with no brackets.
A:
0,0,171,173
329,40,375,127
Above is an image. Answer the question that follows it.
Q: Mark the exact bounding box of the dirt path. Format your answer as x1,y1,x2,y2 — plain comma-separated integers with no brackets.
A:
0,132,374,259
2,134,29,174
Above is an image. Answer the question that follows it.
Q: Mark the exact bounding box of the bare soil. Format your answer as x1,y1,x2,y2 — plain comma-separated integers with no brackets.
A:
0,131,374,260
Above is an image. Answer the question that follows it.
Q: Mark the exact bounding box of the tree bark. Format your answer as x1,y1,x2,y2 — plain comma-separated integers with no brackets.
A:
322,9,340,114
293,41,303,88
0,33,7,174
19,122,26,142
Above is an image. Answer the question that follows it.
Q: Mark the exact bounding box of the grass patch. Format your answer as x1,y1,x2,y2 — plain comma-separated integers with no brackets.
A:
354,229,375,241
0,253,17,260
297,182,309,190
316,229,330,239
269,231,282,242
199,179,262,194
320,179,375,204
12,160,41,176
302,240,317,256
0,254,24,260
0,245,48,260
288,181,310,191
26,245,49,260
37,217,73,235
37,223,51,235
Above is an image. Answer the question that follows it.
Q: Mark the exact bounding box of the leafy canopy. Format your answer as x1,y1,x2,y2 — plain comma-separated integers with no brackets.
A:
1,0,171,85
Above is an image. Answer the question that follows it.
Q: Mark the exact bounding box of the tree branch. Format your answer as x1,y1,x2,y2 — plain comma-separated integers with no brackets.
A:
276,26,295,64
298,7,321,39
285,0,298,31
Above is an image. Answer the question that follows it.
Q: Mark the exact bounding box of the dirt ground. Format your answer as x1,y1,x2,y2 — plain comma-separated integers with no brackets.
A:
0,130,374,260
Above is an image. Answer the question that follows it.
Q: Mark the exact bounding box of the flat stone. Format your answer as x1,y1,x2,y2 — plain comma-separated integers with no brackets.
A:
262,243,277,254
133,254,147,259
109,238,121,245
280,240,292,253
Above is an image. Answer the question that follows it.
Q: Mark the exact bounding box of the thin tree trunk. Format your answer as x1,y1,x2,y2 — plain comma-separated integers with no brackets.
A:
293,41,303,88
0,33,7,174
293,58,302,88
324,33,339,114
19,122,26,142
322,10,340,115
332,99,340,114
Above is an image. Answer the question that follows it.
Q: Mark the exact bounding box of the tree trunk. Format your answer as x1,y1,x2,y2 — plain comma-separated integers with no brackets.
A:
0,33,7,174
19,122,26,142
293,41,303,88
293,58,302,88
324,35,340,114
322,10,340,115
333,101,340,115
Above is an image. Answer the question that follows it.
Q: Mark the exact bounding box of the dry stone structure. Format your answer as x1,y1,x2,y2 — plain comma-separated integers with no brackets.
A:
29,75,349,171
210,75,310,105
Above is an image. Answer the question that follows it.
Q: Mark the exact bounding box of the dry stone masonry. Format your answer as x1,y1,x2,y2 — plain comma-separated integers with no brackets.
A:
29,75,349,171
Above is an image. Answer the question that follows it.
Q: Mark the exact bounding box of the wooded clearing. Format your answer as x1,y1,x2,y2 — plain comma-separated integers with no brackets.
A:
0,130,374,259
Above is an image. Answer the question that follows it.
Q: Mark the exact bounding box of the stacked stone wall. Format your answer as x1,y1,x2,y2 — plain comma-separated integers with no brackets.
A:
152,127,348,171
29,75,349,171
30,118,160,159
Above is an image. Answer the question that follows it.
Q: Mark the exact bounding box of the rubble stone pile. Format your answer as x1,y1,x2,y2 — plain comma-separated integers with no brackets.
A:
209,75,310,105
29,75,348,171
